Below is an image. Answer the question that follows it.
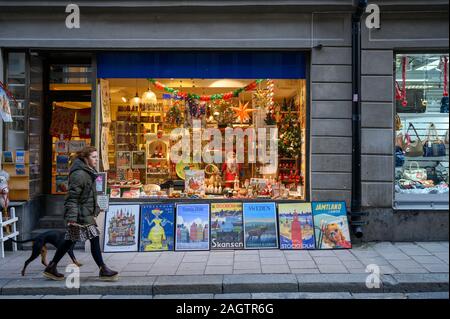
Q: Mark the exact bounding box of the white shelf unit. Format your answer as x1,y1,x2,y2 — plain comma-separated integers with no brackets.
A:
0,207,19,258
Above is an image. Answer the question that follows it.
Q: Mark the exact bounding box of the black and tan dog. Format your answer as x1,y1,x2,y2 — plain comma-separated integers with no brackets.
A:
9,230,82,276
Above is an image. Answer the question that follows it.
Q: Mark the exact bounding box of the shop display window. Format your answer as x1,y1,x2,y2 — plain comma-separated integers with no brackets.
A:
394,53,449,207
100,78,307,200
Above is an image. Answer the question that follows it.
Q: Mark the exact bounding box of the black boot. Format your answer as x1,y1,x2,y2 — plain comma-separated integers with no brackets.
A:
99,265,119,281
43,262,64,281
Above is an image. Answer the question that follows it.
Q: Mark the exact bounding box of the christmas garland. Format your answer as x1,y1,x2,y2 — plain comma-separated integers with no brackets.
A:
148,78,264,101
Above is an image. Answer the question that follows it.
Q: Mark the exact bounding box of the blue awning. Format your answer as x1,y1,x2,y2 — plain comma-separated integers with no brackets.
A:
97,51,306,79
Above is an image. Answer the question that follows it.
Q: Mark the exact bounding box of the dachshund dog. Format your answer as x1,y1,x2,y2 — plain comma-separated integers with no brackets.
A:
322,223,351,248
9,230,82,276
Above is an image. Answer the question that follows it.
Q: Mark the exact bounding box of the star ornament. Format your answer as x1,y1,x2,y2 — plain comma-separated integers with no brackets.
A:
232,101,256,124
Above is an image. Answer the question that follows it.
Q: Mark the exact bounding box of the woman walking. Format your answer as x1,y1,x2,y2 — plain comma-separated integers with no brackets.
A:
44,146,118,281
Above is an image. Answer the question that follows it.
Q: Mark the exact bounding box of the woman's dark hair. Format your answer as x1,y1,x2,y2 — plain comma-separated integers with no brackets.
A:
76,146,97,160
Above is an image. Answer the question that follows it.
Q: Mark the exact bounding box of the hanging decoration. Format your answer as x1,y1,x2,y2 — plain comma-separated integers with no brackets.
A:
441,56,449,114
400,56,408,107
232,101,257,124
149,79,264,102
187,96,206,119
166,105,183,126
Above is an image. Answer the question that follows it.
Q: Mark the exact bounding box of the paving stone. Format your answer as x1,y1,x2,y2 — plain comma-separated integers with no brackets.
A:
259,250,285,258
406,292,449,299
185,251,210,256
389,259,422,269
397,247,432,256
177,263,207,271
422,264,450,273
183,255,209,263
347,268,367,274
209,252,234,258
285,254,314,262
313,257,343,265
233,269,262,274
434,253,449,264
42,295,102,299
205,266,233,275
147,267,179,276
260,257,288,265
341,259,365,269
289,268,320,274
334,250,358,260
2,278,79,295
79,276,156,295
153,275,223,295
317,264,349,274
176,269,206,275
154,294,214,299
352,293,406,299
234,261,261,270
297,274,381,293
287,261,317,269
411,255,445,264
118,272,149,277
379,266,399,274
208,258,234,266
214,293,252,299
261,265,291,274
223,274,298,293
416,242,448,253
392,267,429,274
309,251,336,257
386,273,449,292
124,263,154,272
102,295,153,299
131,257,160,264
252,292,353,299
234,250,259,256
234,255,260,262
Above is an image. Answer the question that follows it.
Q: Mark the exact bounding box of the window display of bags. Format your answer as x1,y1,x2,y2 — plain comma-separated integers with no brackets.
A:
396,89,426,113
403,161,427,182
395,146,405,167
404,123,424,157
423,123,446,157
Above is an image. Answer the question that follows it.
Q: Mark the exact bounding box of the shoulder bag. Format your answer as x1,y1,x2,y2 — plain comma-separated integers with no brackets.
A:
404,123,424,157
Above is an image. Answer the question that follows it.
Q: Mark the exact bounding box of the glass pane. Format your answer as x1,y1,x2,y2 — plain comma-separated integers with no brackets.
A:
7,52,26,78
395,53,449,205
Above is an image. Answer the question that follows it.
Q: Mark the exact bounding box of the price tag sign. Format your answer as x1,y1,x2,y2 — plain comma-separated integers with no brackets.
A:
97,194,109,212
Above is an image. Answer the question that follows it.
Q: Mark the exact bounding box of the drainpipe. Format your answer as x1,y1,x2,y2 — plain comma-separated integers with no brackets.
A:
350,0,368,239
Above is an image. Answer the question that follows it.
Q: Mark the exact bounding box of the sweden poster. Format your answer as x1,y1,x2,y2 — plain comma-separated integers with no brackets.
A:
243,202,278,249
175,203,210,251
211,202,244,250
140,203,175,252
278,203,315,250
312,201,352,249
103,205,140,252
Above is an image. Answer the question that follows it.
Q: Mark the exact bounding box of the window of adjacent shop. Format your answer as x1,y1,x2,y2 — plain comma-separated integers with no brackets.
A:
93,51,308,201
2,51,44,200
394,53,449,210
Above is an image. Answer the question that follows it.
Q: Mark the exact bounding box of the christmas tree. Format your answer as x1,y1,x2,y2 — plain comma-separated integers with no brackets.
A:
279,98,301,158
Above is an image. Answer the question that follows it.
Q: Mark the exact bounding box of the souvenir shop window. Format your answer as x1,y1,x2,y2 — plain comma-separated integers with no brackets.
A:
394,53,449,208
50,102,91,194
99,78,307,200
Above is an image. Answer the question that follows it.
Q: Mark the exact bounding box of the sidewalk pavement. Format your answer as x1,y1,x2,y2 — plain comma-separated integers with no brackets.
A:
0,241,448,297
